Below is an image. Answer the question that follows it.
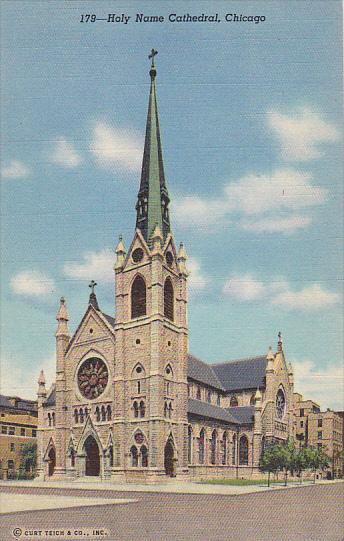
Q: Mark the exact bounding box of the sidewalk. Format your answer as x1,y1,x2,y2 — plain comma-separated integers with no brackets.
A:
1,478,342,497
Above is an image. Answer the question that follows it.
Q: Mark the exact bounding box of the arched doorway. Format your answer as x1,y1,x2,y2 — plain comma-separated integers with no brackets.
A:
48,447,56,477
164,440,175,477
84,435,100,476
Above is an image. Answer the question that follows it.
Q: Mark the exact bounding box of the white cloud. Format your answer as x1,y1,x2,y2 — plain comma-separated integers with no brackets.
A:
50,137,82,168
1,160,30,180
10,270,56,297
90,122,142,172
174,168,327,234
267,107,340,162
63,248,114,283
272,283,340,310
241,215,312,233
223,274,339,311
223,274,267,301
187,257,209,293
293,359,344,411
0,352,56,400
172,197,228,229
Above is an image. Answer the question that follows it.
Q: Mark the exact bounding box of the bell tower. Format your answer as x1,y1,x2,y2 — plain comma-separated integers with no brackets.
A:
113,51,189,480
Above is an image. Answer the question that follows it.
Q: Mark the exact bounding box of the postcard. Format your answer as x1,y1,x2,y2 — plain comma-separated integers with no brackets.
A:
1,1,343,540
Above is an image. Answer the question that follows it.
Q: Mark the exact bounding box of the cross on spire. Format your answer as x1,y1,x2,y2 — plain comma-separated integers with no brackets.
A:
89,280,97,294
149,48,158,67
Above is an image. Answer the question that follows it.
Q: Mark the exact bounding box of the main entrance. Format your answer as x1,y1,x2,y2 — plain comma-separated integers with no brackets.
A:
84,435,100,476
164,440,175,477
48,447,56,477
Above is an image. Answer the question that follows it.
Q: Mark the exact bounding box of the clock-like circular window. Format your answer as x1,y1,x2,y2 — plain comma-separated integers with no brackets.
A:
77,358,109,400
132,248,144,263
275,388,286,419
166,251,173,266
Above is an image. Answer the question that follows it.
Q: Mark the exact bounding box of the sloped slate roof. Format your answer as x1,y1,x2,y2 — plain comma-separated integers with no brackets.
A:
102,312,116,327
0,394,13,408
188,354,224,390
45,387,56,407
188,398,239,424
212,356,267,392
227,406,255,425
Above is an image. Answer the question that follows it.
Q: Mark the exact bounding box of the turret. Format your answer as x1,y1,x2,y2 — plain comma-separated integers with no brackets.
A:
55,297,70,373
114,235,126,271
177,242,188,277
37,369,47,400
277,331,283,352
266,346,274,373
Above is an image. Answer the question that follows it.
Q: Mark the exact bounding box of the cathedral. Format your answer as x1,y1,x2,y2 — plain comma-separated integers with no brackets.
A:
36,53,294,482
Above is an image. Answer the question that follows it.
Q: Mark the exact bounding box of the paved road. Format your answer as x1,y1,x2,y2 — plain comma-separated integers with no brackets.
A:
1,483,343,541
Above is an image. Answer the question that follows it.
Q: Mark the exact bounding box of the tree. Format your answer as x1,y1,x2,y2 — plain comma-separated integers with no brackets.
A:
294,446,311,484
260,445,280,487
19,442,37,478
306,446,331,483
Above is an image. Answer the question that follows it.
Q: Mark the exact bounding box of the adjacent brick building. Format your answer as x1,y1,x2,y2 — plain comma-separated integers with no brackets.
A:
0,395,37,479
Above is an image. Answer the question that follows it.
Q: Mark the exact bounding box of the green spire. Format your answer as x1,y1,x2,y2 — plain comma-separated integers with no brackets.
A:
136,50,171,245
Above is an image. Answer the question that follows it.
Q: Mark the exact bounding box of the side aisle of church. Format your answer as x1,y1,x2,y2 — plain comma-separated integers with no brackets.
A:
36,54,294,483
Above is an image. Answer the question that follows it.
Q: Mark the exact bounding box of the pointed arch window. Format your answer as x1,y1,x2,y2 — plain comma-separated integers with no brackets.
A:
199,429,205,464
141,445,148,467
133,401,139,418
52,412,55,426
79,408,84,423
164,402,168,417
109,445,114,467
211,430,217,465
139,401,145,418
164,278,174,321
130,446,138,467
131,275,146,319
188,426,193,464
70,449,76,467
230,396,238,407
74,409,79,424
48,413,51,427
101,405,106,422
107,405,112,421
239,435,249,465
232,434,237,465
95,406,100,422
222,432,228,465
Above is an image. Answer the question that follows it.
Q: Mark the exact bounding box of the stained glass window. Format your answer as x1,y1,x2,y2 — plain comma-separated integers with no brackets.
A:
131,276,146,318
164,278,174,321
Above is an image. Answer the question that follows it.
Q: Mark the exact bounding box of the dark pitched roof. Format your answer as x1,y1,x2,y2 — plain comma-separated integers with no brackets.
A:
0,395,13,408
45,387,56,407
227,406,255,425
188,354,224,390
188,398,239,424
212,356,267,392
102,312,116,327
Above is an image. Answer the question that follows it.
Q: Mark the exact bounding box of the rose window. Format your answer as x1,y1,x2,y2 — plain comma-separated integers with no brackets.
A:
77,358,109,400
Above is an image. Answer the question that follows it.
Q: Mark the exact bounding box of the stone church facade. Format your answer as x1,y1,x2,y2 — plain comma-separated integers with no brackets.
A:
36,55,294,482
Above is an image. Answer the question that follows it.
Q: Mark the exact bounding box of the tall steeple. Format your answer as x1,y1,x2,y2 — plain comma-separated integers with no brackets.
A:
135,49,171,245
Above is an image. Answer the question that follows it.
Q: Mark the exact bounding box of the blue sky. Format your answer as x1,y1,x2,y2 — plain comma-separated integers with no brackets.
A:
1,1,343,408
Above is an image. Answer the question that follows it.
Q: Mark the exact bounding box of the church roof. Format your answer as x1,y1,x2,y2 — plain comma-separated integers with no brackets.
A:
135,52,171,244
212,356,267,392
188,398,239,425
101,312,116,327
227,406,255,425
44,386,56,407
0,394,13,408
188,354,224,390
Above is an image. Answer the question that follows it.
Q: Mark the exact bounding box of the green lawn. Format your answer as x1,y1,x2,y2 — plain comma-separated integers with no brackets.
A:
199,478,276,486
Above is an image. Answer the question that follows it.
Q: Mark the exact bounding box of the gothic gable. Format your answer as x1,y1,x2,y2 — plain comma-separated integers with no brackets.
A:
66,305,115,355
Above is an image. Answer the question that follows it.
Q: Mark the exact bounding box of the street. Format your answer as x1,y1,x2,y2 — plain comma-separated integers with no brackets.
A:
1,482,343,541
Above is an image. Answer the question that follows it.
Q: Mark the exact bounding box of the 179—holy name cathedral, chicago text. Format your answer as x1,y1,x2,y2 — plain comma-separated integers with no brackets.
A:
104,13,266,24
